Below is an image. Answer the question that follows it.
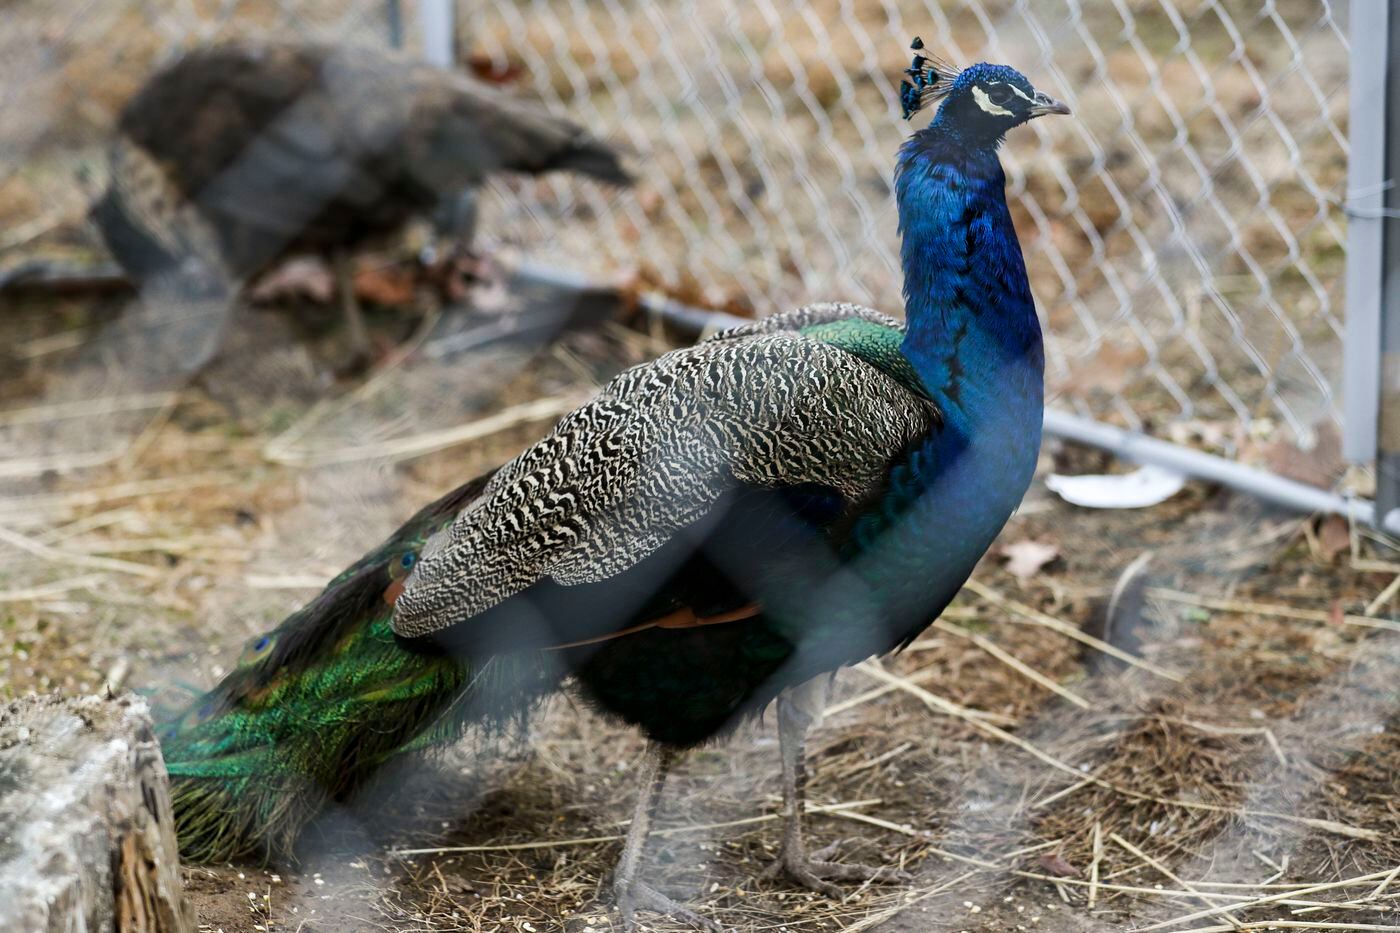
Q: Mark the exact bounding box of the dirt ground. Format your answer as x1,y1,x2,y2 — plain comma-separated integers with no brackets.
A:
1,1,1393,931
0,281,1398,932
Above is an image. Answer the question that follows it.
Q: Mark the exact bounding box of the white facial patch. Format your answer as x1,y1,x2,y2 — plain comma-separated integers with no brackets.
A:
1009,84,1037,104
972,84,1014,117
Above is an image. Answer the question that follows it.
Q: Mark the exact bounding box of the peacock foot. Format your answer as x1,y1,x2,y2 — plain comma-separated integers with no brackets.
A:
613,878,724,933
763,840,912,900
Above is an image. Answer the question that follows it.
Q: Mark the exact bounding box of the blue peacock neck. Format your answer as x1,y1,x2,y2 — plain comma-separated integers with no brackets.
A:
895,128,1045,445
857,125,1046,617
838,126,1045,645
765,122,1051,675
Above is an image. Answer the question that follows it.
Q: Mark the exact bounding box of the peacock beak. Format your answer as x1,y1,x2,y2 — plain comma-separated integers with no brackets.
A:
1028,91,1071,118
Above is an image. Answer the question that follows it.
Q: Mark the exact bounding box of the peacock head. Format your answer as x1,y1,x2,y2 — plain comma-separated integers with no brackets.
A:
901,39,1069,144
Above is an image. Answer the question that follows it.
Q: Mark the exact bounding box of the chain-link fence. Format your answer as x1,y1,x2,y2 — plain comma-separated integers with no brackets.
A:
0,0,1357,482
4,8,1398,927
465,0,1351,454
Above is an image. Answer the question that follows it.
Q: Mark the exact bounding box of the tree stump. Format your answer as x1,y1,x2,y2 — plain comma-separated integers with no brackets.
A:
0,693,195,933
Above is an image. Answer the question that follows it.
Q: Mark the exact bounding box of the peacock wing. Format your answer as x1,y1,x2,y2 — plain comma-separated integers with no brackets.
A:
391,305,938,643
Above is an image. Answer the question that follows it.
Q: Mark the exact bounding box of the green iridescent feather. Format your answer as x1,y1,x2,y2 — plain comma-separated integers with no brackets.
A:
799,318,933,402
157,471,555,864
158,318,935,865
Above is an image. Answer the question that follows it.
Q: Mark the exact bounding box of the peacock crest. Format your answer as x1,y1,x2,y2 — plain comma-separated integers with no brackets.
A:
899,37,958,119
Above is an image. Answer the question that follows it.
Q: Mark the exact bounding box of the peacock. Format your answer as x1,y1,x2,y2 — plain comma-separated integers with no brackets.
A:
156,41,1068,931
91,40,631,371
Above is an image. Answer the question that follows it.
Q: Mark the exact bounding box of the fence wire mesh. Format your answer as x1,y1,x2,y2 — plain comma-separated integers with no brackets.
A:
0,0,1353,458
467,0,1353,456
5,7,1400,929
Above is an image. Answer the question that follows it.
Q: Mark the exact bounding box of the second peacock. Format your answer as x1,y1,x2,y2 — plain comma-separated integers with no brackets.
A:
158,39,1068,932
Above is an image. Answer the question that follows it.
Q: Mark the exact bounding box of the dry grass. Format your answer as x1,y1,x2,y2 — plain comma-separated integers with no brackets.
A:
0,1,1389,930
1,289,1399,931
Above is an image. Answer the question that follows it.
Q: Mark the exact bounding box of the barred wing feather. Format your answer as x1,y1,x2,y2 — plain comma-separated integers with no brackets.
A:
393,304,938,640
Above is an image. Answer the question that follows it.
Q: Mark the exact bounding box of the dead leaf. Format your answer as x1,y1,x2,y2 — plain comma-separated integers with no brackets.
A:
1001,539,1059,581
1038,852,1081,878
422,249,489,304
1315,514,1350,562
465,52,524,85
354,262,417,307
1249,422,1343,490
249,257,334,304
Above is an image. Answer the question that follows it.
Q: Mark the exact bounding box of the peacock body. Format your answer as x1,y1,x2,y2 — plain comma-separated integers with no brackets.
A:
157,47,1067,930
91,40,630,368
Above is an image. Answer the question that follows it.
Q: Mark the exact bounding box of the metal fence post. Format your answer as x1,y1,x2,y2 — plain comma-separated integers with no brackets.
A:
385,0,404,48
1380,7,1400,524
420,0,456,67
416,0,472,245
1343,2,1396,518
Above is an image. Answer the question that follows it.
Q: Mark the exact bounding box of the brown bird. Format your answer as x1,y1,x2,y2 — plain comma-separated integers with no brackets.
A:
91,40,632,372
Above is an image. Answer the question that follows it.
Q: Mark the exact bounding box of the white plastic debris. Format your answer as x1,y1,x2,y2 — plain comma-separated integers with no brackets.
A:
1044,465,1187,509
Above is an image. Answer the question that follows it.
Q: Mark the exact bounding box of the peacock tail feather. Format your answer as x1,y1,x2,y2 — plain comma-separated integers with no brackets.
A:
157,471,556,864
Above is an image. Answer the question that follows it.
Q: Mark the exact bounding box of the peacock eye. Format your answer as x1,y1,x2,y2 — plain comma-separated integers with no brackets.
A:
986,84,1013,105
401,552,416,570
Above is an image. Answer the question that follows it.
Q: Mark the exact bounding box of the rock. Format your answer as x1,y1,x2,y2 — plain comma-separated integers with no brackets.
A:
0,693,195,932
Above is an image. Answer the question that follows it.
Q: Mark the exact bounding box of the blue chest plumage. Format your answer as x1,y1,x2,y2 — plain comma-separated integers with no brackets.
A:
825,124,1045,651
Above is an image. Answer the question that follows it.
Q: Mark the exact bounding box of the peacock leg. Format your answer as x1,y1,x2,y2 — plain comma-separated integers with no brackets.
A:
333,249,371,369
612,744,723,932
766,679,911,898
